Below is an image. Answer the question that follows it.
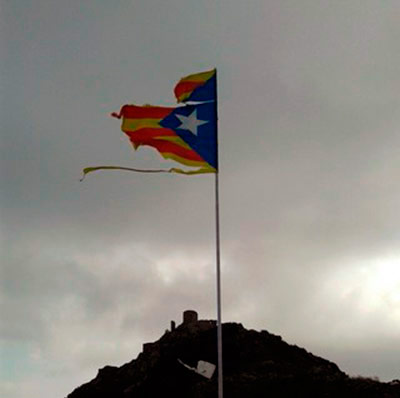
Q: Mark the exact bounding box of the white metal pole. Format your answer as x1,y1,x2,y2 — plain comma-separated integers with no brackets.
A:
215,70,224,398
213,68,223,398
215,170,223,398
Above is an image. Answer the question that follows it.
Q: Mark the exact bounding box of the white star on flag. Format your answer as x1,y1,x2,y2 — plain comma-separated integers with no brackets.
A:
176,108,209,136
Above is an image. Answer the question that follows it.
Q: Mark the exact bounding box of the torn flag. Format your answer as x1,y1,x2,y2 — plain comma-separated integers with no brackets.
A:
82,69,218,179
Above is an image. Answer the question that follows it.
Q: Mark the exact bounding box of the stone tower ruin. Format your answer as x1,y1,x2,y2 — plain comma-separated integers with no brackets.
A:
183,310,198,324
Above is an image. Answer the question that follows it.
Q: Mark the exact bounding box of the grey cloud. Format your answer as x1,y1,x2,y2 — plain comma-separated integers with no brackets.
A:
2,1,400,396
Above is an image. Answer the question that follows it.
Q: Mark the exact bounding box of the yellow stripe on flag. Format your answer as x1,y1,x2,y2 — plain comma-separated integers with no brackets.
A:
179,69,215,83
122,118,161,131
156,136,192,149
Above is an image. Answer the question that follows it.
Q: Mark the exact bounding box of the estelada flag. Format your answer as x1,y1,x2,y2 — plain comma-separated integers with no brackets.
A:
82,70,217,179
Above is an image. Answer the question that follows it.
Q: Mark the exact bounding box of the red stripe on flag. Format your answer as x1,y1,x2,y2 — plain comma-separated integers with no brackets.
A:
118,105,175,119
152,141,205,161
126,135,205,162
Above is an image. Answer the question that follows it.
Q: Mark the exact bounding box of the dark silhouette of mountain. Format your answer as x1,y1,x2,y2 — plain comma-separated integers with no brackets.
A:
67,310,400,398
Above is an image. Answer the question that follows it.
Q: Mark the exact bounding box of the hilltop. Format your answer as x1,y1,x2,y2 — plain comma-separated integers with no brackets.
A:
67,310,400,398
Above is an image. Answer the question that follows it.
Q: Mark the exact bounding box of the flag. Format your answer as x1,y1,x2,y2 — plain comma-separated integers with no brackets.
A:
174,69,217,103
112,102,217,171
81,69,217,179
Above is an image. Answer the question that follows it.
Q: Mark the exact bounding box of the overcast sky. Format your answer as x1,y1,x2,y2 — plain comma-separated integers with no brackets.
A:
2,1,400,397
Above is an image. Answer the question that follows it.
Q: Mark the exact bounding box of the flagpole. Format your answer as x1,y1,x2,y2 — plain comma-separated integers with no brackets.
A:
215,170,223,398
213,68,223,398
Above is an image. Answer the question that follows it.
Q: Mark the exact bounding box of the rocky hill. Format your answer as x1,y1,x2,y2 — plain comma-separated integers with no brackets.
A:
67,310,400,398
